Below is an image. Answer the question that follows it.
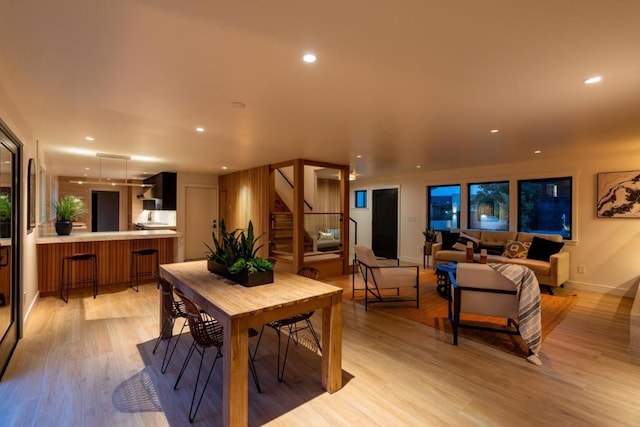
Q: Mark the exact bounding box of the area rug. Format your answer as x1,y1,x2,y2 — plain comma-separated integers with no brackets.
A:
344,275,578,358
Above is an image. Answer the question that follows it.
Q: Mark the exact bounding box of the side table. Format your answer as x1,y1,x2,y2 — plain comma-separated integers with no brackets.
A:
435,263,456,299
423,244,433,268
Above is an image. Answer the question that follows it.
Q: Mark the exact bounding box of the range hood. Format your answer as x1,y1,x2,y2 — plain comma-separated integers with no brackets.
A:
139,172,176,210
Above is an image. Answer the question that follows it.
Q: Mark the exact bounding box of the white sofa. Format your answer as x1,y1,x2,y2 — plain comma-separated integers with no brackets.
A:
433,230,570,290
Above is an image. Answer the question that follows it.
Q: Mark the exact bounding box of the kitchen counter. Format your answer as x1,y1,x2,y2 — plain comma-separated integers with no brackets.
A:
36,230,182,296
134,222,177,231
37,229,181,244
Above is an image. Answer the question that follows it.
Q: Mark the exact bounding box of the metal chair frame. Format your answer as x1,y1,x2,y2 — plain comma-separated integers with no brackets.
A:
153,275,188,374
130,248,159,292
60,253,98,303
173,288,261,423
252,266,322,382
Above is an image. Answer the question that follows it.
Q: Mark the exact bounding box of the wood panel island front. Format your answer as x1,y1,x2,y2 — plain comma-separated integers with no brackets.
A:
37,230,182,296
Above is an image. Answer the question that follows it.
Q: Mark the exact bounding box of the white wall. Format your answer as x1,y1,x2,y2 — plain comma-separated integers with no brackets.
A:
351,150,640,296
0,82,39,327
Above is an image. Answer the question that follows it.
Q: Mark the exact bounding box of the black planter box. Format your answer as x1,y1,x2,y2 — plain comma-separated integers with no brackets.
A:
207,259,274,287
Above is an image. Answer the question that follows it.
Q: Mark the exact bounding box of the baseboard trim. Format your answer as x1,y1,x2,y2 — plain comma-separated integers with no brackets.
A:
565,280,636,297
22,291,40,336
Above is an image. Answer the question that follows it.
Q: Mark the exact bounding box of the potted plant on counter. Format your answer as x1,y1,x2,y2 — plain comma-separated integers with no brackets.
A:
422,227,439,255
53,195,86,236
205,219,274,287
0,194,11,238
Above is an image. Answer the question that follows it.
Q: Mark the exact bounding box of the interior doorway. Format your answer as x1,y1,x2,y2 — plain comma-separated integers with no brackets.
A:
91,191,119,232
372,188,398,259
185,185,217,260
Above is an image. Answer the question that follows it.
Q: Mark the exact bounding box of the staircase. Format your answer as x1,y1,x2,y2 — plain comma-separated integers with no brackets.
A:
271,193,313,253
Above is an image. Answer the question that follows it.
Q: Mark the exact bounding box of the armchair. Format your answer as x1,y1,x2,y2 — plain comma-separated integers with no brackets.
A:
353,245,419,311
448,263,542,365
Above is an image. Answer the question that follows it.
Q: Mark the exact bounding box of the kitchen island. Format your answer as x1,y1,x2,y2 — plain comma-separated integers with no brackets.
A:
37,230,182,296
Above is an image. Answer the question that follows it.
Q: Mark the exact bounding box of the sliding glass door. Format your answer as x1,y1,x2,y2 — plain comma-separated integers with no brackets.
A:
0,125,21,379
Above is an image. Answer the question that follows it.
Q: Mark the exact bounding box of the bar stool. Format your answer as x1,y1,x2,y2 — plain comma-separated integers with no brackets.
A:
130,248,159,292
60,253,98,303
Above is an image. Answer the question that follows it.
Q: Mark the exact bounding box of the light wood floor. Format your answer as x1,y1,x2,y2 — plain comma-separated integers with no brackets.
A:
1,271,639,426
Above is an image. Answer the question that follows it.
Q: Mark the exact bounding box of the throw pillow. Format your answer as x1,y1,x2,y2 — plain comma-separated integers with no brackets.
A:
318,231,333,241
453,232,481,252
326,228,340,239
441,231,460,250
502,240,531,259
479,243,504,256
527,236,565,261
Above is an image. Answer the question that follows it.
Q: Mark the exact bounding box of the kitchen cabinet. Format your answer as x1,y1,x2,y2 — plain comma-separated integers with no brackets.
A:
143,172,177,210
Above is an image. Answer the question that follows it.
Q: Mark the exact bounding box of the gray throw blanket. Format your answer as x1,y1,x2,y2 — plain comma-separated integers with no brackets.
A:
489,263,542,365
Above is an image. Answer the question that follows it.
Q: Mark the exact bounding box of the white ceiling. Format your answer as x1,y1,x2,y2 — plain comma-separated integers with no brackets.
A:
1,0,640,181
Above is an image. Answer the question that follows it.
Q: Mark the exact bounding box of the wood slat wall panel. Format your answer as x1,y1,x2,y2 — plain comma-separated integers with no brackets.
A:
218,165,270,259
37,238,175,295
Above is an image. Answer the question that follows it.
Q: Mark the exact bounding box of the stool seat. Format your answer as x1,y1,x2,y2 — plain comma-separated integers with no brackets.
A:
130,248,160,292
61,253,98,303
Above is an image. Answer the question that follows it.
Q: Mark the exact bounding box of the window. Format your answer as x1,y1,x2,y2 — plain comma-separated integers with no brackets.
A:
468,181,509,230
428,185,460,230
354,190,367,208
518,177,572,239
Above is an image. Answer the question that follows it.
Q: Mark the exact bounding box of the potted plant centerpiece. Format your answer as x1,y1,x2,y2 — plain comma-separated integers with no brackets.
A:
422,226,438,256
205,219,274,287
53,195,86,236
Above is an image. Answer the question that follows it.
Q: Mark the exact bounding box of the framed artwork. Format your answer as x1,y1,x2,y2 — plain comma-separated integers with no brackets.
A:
27,158,36,231
597,170,640,218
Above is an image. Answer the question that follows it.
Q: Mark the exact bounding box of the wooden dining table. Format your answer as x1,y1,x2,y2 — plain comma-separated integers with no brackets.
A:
159,260,344,427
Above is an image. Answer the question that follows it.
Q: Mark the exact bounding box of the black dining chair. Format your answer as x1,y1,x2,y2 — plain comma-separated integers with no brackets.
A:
173,288,262,423
252,266,322,381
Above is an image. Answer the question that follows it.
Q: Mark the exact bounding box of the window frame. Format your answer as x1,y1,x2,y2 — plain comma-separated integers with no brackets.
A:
517,176,573,240
354,189,367,209
427,184,461,231
467,180,510,231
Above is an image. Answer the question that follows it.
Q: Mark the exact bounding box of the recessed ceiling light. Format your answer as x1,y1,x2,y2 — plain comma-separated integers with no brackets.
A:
196,127,205,132
84,167,90,170
302,53,317,63
534,150,542,154
490,129,499,134
584,76,602,84
222,166,228,170
85,136,95,141
356,155,362,158
416,165,422,169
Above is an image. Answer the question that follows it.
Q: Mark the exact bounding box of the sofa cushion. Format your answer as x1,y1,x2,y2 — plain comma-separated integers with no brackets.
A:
527,236,565,261
436,250,466,263
480,231,516,246
479,243,505,255
318,231,334,241
516,232,562,243
502,240,531,259
503,257,551,277
453,233,480,252
441,231,460,250
326,228,340,239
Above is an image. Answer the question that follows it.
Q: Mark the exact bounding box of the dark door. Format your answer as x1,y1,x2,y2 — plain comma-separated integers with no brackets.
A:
91,191,119,232
0,125,21,380
372,188,398,258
